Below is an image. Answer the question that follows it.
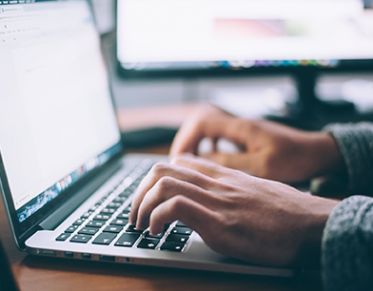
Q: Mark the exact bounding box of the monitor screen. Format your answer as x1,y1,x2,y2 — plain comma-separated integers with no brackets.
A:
117,0,373,74
0,0,122,223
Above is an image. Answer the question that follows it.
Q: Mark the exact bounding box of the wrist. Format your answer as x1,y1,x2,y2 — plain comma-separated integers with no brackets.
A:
306,132,344,177
296,197,339,267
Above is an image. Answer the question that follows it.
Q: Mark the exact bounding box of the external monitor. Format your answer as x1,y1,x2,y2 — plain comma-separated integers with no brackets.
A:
117,0,373,114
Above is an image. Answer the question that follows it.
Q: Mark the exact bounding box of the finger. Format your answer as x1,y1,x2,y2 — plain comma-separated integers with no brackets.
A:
171,154,224,178
149,195,219,236
170,112,246,157
136,177,220,229
130,161,216,224
201,152,256,173
170,119,203,156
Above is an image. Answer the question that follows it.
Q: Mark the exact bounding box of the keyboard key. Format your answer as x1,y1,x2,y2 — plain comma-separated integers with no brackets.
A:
73,218,86,226
113,197,126,204
107,202,122,209
144,231,164,239
86,220,105,228
81,212,92,219
166,234,189,244
89,206,99,212
65,225,79,233
118,190,131,198
137,238,160,249
103,225,123,233
94,214,111,221
92,233,117,245
171,226,193,236
70,234,92,244
125,224,143,234
115,233,140,247
160,241,185,252
176,221,188,227
78,227,99,236
116,213,129,220
101,208,116,215
56,233,71,241
111,219,128,226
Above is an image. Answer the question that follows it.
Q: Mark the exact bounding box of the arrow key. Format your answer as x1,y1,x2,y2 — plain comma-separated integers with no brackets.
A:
92,233,117,245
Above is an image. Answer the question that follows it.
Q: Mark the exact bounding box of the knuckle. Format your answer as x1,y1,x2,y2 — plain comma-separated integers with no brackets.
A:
169,195,186,213
186,117,203,132
152,162,169,176
156,176,176,192
212,154,226,167
219,155,230,167
237,119,250,131
171,155,186,165
219,181,238,193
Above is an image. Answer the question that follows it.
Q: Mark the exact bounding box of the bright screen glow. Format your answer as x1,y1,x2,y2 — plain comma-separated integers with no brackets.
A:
0,1,121,220
117,0,373,70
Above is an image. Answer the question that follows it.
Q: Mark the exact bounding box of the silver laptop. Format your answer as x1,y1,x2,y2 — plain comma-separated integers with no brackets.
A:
0,0,292,277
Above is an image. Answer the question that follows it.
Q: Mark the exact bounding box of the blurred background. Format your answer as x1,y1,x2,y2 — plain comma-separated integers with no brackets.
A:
91,0,373,135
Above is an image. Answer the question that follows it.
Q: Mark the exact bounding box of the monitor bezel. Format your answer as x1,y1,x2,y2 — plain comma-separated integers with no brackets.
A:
116,59,373,79
115,0,373,79
0,0,125,249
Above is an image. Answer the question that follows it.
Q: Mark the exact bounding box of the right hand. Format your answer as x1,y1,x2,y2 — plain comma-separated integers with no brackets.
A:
170,105,343,183
130,155,338,266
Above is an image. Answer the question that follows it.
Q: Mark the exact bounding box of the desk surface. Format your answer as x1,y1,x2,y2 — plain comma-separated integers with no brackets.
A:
1,105,320,291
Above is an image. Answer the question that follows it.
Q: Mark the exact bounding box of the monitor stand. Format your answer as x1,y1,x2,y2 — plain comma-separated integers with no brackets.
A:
210,70,372,130
268,70,357,129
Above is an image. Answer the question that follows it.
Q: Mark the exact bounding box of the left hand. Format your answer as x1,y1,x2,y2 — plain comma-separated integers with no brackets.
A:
130,155,338,266
170,105,343,183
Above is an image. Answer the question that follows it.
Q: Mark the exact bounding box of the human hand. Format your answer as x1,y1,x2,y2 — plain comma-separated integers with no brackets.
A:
171,105,343,183
130,155,338,266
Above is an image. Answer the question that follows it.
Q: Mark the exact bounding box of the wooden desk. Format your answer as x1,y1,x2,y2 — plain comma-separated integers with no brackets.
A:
1,105,320,291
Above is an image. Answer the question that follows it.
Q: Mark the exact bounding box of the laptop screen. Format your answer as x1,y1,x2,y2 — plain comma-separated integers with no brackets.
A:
0,1,122,223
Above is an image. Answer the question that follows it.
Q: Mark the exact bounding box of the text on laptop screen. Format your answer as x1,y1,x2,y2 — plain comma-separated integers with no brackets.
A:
0,1,121,222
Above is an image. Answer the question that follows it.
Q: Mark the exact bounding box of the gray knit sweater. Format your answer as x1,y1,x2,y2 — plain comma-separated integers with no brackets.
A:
322,123,373,291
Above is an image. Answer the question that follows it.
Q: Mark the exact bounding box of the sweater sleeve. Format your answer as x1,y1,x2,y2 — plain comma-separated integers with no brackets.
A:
322,196,373,291
324,123,373,195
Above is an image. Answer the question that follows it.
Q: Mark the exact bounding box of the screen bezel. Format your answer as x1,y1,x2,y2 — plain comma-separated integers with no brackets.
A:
115,0,373,79
0,0,125,248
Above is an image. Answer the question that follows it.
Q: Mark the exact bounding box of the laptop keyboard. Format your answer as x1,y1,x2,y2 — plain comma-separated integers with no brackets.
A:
55,160,193,253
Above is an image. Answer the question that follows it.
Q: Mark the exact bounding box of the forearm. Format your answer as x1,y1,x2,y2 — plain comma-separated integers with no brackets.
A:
322,196,373,291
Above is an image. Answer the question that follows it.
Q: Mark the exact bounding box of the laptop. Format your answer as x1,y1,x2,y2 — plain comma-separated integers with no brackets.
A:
0,0,293,277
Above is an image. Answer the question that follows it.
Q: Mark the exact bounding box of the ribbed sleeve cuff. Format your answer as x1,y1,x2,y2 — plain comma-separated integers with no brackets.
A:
324,123,373,194
322,196,373,291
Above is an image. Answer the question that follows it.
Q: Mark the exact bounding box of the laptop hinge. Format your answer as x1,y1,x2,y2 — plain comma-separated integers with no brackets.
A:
39,160,122,231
